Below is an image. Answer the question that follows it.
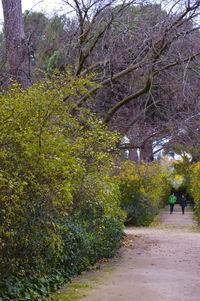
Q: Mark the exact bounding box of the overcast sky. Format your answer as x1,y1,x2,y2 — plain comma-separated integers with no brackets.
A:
0,0,63,25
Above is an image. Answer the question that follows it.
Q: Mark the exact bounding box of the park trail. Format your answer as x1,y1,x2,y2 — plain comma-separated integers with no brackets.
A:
51,205,200,301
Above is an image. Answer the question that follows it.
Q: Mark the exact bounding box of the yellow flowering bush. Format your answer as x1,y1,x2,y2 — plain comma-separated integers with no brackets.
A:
117,160,171,225
0,70,124,299
190,162,200,220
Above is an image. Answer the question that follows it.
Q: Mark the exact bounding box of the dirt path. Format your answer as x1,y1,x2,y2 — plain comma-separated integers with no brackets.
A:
52,205,200,301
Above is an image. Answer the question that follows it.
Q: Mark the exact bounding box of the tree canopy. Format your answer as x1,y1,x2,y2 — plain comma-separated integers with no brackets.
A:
1,0,200,161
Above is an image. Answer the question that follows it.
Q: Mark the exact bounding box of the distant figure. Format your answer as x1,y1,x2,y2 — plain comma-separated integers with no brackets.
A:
180,194,187,215
169,193,176,214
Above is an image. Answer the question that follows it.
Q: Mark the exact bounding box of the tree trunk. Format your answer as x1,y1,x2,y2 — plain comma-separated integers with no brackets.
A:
2,0,30,87
140,140,154,163
129,148,139,162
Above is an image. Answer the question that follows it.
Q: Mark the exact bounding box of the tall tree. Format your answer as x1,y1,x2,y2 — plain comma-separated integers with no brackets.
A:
1,0,200,162
2,0,30,87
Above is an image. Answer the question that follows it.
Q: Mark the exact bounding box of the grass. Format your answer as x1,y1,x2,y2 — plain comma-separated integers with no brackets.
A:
49,260,118,301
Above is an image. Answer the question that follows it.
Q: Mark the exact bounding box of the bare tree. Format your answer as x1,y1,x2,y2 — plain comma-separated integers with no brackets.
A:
62,0,200,161
2,0,200,162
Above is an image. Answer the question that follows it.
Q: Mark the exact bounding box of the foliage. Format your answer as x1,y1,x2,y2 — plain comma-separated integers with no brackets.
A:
23,11,69,75
189,162,200,222
116,160,171,226
173,156,191,182
0,214,124,300
0,70,124,299
171,174,184,190
171,157,194,202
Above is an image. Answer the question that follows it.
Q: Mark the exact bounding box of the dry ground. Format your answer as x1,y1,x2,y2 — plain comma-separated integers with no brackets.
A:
51,205,200,301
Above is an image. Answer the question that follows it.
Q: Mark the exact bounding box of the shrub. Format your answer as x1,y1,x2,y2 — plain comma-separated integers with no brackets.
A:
117,160,171,226
0,70,124,300
190,162,200,222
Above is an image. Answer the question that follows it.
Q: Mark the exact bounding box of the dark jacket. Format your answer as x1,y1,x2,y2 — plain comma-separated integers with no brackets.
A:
180,196,187,207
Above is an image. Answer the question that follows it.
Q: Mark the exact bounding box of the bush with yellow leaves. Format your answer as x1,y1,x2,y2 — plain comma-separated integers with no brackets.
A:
117,160,171,226
0,70,124,300
190,161,200,221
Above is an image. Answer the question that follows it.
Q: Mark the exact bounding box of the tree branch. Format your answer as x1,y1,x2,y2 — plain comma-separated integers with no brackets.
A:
103,76,152,124
69,60,146,112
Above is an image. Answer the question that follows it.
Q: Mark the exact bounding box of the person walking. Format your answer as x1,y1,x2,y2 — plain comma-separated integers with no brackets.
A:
180,194,187,214
169,193,176,214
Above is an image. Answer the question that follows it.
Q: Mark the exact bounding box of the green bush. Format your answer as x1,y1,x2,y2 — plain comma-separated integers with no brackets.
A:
117,161,171,226
190,161,200,223
0,71,124,300
124,195,158,226
0,214,124,300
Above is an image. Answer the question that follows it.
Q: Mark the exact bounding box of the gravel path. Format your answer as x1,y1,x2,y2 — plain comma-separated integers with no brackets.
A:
52,205,200,301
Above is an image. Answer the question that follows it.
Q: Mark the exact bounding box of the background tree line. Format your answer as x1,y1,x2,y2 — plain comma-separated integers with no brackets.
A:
1,0,200,162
